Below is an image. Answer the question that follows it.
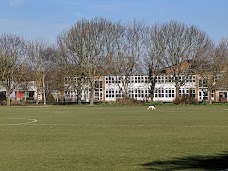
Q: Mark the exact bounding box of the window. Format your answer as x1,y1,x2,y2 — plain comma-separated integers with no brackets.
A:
139,89,141,97
199,78,208,87
144,90,149,98
165,88,174,97
74,77,77,84
165,76,172,83
155,88,165,98
141,90,144,98
157,75,165,83
95,92,99,98
155,89,158,97
135,76,138,83
140,76,144,83
179,88,196,97
145,76,149,83
106,76,115,84
187,75,196,83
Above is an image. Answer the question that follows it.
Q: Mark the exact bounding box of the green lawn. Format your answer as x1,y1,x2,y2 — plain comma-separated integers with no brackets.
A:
0,104,227,171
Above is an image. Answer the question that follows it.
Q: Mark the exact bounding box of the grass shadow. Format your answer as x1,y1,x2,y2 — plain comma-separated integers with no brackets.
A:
141,152,228,171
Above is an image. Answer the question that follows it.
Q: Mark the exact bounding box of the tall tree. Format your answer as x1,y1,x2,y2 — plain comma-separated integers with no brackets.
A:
57,18,114,105
203,38,228,103
57,33,84,104
26,39,52,104
41,46,59,103
111,20,145,99
0,34,26,106
215,38,228,86
151,21,213,100
143,26,164,102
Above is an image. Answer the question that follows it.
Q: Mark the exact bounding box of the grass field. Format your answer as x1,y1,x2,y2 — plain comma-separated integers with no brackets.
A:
0,104,227,171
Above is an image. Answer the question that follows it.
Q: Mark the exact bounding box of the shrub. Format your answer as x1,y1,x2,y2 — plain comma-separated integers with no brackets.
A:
0,100,6,106
116,97,139,105
173,95,198,105
26,97,34,101
11,99,26,106
46,94,55,103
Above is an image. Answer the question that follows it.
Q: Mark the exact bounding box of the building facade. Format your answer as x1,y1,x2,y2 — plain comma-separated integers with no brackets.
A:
0,81,39,102
64,74,228,103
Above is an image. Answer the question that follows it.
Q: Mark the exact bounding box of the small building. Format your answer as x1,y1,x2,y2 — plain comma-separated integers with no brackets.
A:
0,81,39,103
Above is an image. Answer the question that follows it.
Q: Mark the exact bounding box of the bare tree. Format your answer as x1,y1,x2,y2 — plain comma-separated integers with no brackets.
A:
205,38,228,103
216,38,228,86
41,46,59,104
26,39,52,104
143,26,164,102
0,34,26,106
111,20,145,99
57,33,84,104
151,21,213,100
57,18,114,105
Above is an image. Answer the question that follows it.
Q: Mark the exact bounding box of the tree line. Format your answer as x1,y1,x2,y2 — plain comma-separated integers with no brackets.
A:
0,17,227,105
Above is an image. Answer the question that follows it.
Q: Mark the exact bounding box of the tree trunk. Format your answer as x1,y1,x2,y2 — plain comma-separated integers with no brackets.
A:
208,88,212,104
150,86,155,102
6,91,11,106
175,84,180,100
90,91,94,105
43,74,46,105
90,82,95,105
76,78,83,105
36,90,39,104
77,93,82,105
149,77,156,102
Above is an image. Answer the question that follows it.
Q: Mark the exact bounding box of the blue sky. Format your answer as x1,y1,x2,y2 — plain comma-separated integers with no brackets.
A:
0,0,227,44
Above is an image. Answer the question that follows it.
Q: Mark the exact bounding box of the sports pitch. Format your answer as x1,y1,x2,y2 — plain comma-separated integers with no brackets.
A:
0,104,227,171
